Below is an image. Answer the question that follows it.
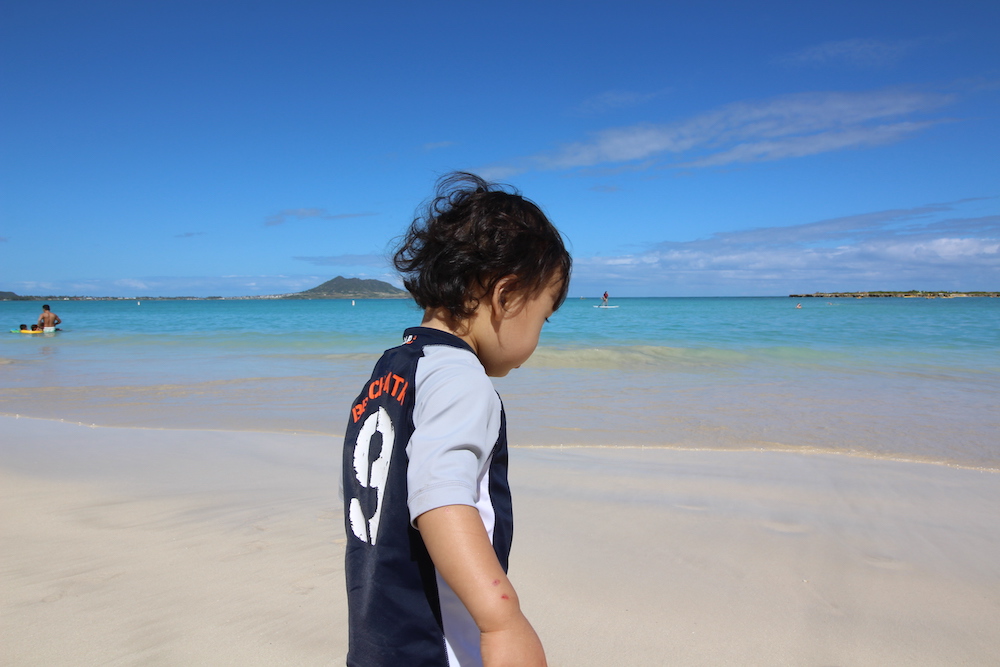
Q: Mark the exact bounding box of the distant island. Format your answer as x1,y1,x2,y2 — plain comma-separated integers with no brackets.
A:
789,290,998,298
283,276,408,299
0,276,409,301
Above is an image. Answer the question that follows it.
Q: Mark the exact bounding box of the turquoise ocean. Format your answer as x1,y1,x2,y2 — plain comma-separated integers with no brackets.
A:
2,297,998,469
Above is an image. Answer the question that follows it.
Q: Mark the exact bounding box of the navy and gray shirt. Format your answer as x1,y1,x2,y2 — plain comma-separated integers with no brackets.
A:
342,327,513,666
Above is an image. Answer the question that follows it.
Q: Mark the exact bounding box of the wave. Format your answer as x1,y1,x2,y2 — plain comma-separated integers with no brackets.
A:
524,344,841,370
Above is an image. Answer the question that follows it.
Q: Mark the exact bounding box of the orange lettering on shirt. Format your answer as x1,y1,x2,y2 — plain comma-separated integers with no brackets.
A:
355,374,407,421
351,396,369,423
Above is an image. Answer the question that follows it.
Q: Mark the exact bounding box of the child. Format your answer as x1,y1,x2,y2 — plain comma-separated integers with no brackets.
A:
342,172,571,667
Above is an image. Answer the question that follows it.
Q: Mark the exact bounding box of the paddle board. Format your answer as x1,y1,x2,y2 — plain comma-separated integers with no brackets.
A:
593,305,619,308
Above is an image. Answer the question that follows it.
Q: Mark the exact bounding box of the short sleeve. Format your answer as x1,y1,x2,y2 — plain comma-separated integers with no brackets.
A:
406,345,501,525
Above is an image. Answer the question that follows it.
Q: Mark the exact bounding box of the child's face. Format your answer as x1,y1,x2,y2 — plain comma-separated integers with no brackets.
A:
477,275,562,377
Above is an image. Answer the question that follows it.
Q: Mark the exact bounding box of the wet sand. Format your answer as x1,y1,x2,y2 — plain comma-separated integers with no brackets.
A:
2,416,999,665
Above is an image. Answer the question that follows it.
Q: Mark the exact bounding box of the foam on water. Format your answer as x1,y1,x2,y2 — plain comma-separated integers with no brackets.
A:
2,297,998,468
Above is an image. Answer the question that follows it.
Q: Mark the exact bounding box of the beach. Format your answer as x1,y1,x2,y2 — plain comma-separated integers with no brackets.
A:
3,296,1000,664
3,416,999,666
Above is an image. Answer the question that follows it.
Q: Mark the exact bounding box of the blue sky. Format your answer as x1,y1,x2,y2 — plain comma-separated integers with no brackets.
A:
1,0,998,297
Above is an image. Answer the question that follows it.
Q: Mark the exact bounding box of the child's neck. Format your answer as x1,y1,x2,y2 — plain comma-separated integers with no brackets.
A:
420,307,482,357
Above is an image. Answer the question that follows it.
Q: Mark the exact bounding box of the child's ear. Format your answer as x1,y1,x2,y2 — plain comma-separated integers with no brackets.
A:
490,275,524,316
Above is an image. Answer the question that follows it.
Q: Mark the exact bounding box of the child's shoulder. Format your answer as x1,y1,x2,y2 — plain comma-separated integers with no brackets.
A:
415,342,495,409
419,341,488,383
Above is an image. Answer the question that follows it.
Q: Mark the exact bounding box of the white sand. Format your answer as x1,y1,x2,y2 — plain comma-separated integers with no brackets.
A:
2,416,999,666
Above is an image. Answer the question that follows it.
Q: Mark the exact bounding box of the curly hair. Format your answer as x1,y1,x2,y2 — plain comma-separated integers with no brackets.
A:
393,172,571,320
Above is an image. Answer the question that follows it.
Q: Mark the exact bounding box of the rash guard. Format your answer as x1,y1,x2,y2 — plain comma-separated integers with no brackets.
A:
342,327,513,666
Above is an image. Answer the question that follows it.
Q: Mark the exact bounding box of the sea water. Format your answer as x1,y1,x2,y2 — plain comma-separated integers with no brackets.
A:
2,297,998,468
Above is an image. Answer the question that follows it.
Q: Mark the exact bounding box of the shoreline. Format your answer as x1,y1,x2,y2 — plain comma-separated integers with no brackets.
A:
3,416,1000,665
4,412,998,474
789,290,999,298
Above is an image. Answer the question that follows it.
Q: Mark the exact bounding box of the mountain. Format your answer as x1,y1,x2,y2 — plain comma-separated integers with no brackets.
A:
294,276,408,299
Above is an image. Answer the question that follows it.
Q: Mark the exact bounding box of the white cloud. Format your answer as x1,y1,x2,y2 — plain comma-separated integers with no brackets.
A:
484,88,953,176
570,202,1000,295
681,120,938,168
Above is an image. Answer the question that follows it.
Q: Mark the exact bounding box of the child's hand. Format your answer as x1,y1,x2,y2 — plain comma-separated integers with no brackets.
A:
481,614,547,667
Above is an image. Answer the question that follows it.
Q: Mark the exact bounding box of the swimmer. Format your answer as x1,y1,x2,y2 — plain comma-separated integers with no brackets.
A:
37,304,61,333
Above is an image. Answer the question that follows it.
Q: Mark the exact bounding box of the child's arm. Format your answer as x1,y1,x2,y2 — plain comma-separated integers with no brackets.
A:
417,504,547,667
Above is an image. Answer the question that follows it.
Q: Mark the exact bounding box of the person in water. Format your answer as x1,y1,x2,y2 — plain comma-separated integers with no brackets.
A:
341,172,570,666
37,304,61,333
602,291,609,306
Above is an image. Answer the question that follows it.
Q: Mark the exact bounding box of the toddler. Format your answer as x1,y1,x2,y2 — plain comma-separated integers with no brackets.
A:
342,172,571,666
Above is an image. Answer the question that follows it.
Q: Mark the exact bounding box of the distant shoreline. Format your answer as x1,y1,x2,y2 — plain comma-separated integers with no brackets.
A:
789,291,999,298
